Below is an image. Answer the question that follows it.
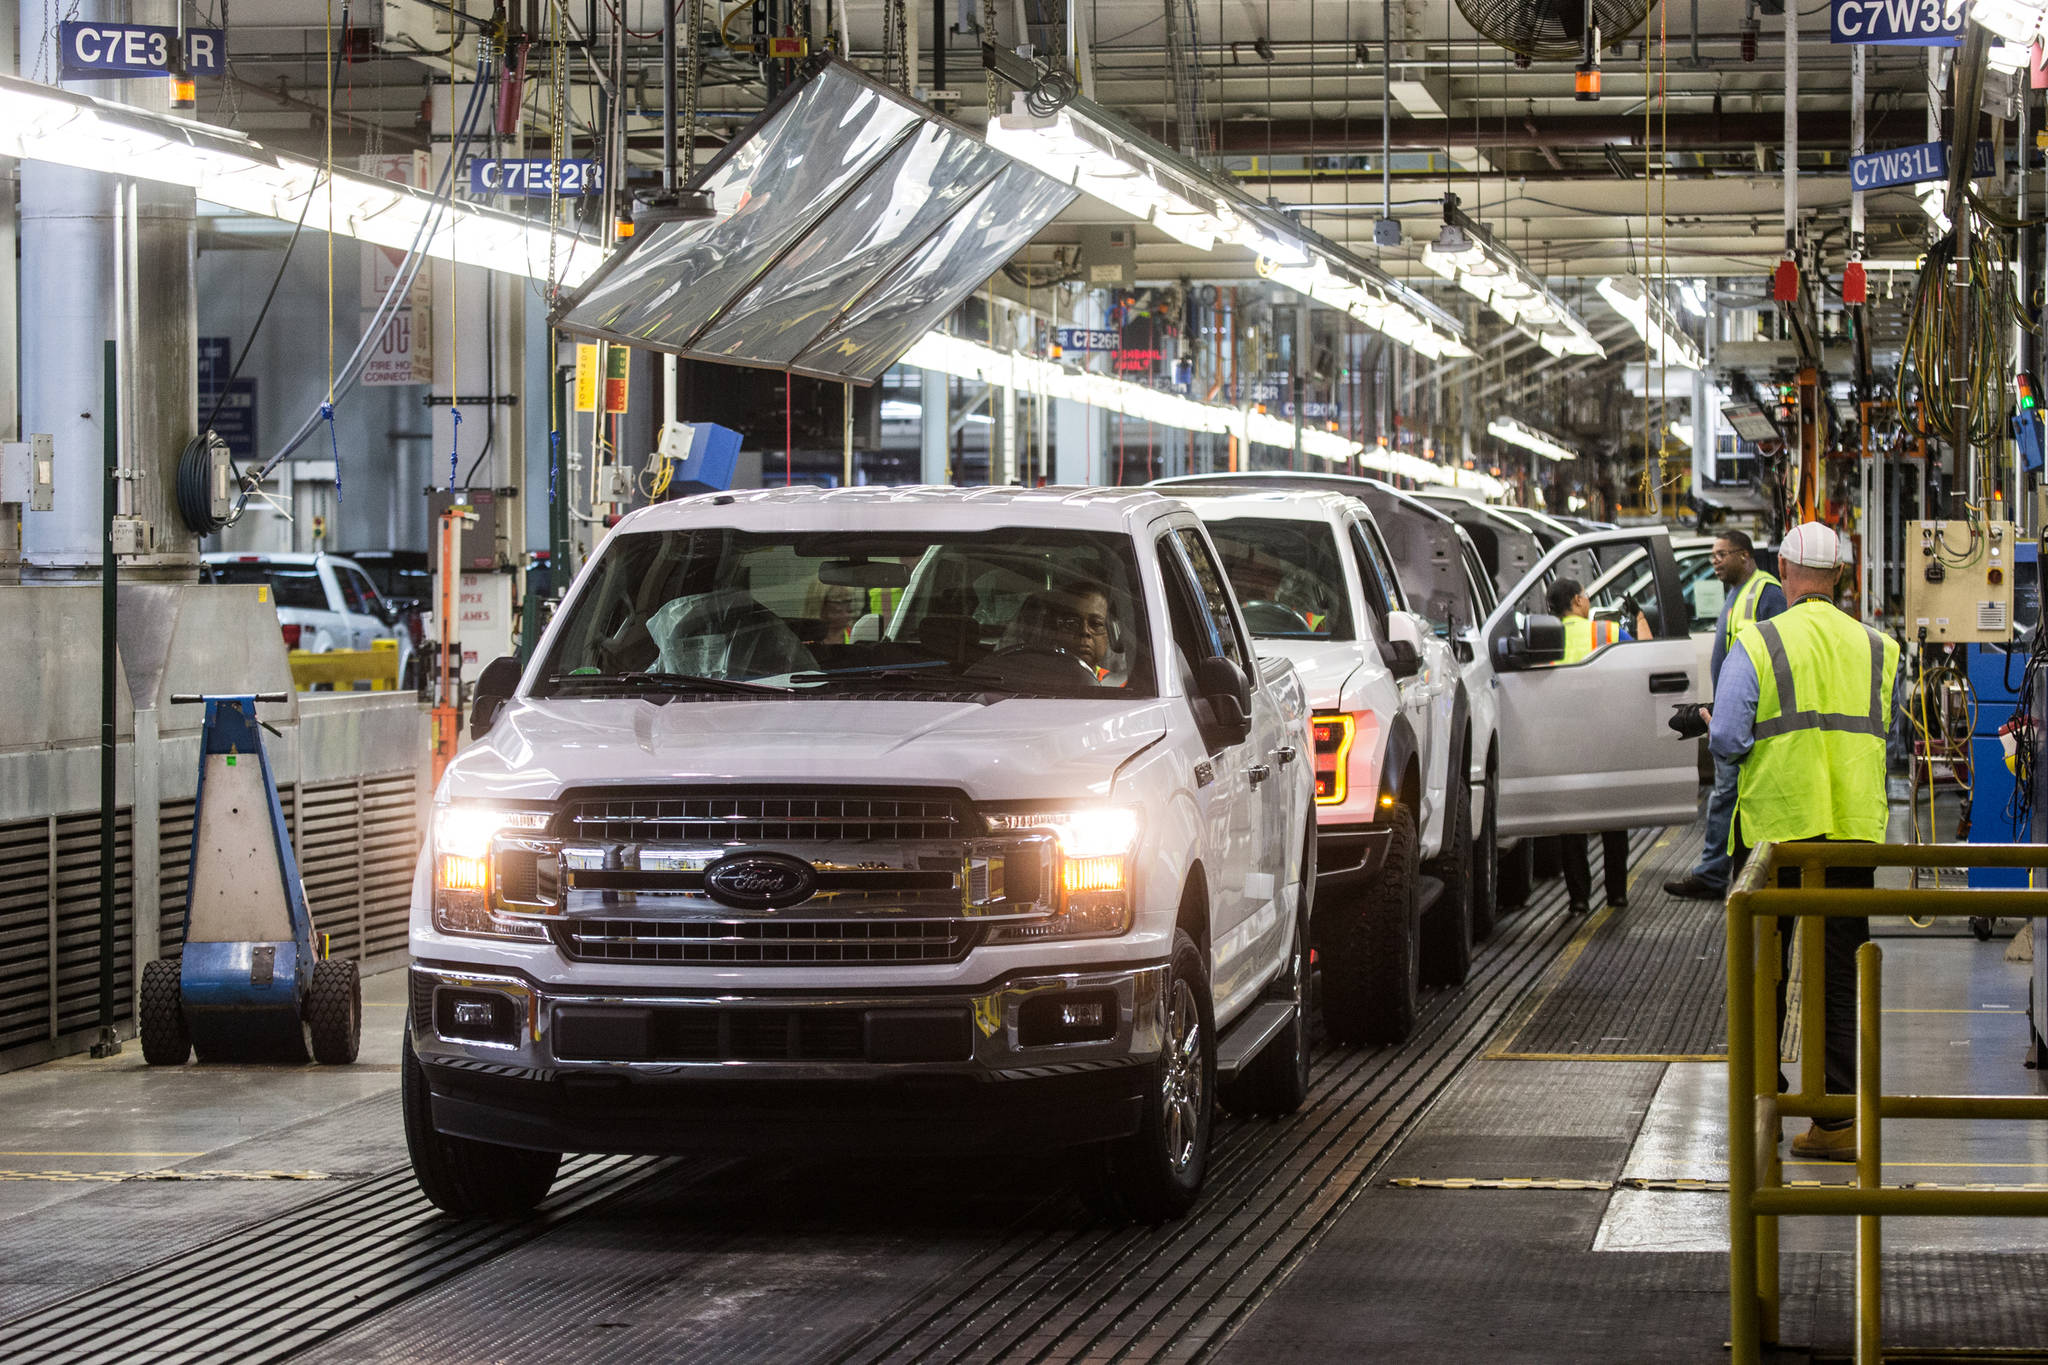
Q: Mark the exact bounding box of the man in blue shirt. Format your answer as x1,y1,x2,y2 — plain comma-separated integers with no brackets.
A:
1664,530,1788,899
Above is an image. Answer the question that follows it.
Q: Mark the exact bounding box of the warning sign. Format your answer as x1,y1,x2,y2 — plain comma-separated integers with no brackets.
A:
604,346,631,413
573,343,599,413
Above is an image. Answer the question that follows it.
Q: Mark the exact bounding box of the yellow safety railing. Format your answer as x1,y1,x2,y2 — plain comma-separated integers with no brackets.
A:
1727,841,2048,1365
288,638,400,692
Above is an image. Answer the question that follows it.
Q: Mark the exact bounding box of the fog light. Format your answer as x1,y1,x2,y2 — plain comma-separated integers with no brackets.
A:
435,990,516,1044
1019,990,1118,1047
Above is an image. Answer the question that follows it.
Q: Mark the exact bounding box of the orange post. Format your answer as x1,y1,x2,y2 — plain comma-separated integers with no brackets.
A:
431,507,466,783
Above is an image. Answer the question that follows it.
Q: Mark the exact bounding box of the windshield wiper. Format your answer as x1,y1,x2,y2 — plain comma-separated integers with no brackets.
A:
788,667,1010,694
545,670,787,697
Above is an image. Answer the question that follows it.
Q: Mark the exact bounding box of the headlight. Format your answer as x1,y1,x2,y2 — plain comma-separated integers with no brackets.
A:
431,803,551,939
982,806,1139,942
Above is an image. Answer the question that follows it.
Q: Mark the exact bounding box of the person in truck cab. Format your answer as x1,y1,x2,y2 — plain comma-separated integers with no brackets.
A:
1011,583,1120,683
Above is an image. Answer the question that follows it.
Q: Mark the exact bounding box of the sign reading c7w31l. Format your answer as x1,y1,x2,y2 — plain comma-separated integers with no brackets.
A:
1830,0,1966,46
58,22,225,78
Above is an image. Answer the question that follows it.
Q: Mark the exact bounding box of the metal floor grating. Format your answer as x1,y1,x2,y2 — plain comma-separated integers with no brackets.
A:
1493,822,1733,1059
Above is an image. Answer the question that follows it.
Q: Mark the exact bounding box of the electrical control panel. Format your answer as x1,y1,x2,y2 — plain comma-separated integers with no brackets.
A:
1904,518,2015,643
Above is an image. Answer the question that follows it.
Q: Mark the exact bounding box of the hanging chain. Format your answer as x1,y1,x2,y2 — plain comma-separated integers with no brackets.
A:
546,0,568,305
983,0,1000,116
891,0,909,93
683,0,706,176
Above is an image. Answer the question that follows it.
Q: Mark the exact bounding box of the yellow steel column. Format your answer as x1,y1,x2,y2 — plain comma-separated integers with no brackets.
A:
1756,907,1783,1343
1727,885,1759,1365
1856,941,1884,1365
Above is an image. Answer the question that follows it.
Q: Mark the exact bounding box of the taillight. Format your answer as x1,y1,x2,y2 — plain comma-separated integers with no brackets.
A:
1311,714,1354,805
280,622,302,649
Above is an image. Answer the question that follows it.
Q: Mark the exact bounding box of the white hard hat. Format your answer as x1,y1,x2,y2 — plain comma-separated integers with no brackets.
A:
1778,521,1840,569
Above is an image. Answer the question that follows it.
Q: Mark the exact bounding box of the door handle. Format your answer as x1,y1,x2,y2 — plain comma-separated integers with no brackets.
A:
1275,745,1298,766
1248,764,1272,787
1648,671,1691,694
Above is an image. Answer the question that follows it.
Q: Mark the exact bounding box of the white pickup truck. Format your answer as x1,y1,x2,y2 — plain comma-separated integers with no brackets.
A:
1176,489,1483,1045
403,487,1315,1223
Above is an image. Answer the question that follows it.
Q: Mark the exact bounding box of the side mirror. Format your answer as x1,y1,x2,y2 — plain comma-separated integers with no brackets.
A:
1194,655,1254,746
1493,613,1566,670
470,655,522,740
1384,610,1426,679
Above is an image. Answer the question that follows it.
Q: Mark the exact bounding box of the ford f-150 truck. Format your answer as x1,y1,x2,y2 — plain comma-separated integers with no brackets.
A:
404,487,1315,1223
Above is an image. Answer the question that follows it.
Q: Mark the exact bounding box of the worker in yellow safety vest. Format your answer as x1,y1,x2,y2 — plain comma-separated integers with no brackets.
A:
1545,577,1633,911
1709,520,1899,1163
1664,530,1787,901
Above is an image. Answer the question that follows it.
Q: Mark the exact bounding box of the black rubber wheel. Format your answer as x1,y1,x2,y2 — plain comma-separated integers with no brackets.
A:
1497,838,1534,912
403,1030,562,1217
1221,824,1314,1117
1320,803,1419,1046
1421,766,1474,988
139,958,190,1067
1469,771,1499,941
1073,929,1214,1223
1972,916,1995,942
306,959,362,1065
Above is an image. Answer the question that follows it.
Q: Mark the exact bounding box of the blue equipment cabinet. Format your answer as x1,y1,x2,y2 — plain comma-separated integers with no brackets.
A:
1967,541,2039,890
137,694,362,1065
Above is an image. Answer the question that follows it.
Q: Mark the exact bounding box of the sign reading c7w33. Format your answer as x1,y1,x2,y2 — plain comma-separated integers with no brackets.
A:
58,22,225,78
1830,0,1966,45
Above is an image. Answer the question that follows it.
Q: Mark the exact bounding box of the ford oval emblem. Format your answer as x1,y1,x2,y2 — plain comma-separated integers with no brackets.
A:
702,852,817,910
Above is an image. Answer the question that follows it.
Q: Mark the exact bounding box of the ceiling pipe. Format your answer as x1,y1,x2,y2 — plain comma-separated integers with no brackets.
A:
1170,111,1857,154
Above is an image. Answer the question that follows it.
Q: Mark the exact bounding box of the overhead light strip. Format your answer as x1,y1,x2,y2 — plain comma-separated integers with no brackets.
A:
1419,195,1604,359
1488,416,1579,462
0,73,601,286
1594,275,1705,372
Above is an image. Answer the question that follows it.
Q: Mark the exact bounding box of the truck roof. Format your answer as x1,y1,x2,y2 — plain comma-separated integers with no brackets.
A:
612,484,1187,535
1172,488,1360,524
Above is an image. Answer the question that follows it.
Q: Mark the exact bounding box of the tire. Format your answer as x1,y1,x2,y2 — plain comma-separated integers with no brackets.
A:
1221,827,1314,1117
1073,929,1215,1223
1469,774,1499,941
403,1030,562,1217
1320,802,1419,1046
306,959,362,1065
139,958,190,1067
1421,766,1474,988
1497,838,1534,912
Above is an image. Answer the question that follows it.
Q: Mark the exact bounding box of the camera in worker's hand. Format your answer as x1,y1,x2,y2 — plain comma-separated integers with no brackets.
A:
1668,702,1709,740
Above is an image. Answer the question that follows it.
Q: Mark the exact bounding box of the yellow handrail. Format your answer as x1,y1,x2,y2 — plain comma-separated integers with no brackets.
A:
288,638,400,692
1727,840,2048,1365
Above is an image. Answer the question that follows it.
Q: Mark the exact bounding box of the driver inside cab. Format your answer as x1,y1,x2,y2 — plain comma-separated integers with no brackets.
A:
1012,583,1122,684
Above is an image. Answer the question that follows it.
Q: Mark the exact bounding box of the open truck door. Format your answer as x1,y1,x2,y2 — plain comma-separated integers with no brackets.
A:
1482,528,1701,838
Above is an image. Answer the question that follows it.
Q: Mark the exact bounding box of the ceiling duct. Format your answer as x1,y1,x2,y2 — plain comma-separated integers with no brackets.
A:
553,57,1078,385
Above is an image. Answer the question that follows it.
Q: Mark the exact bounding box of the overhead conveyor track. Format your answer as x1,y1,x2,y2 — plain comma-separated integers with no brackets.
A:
0,834,1655,1365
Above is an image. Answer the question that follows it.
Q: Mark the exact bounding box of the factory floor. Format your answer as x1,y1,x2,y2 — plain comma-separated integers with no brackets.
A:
0,800,2043,1363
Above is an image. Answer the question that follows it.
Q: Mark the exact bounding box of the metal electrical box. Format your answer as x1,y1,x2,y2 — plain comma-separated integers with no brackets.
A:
1077,225,1137,289
427,487,507,572
1904,518,2016,643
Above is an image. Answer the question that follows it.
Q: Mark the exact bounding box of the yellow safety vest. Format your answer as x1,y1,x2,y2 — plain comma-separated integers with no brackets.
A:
1561,614,1621,665
1730,600,1899,850
1722,568,1782,651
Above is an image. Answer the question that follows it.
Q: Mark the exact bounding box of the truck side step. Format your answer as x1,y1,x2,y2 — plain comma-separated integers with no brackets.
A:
1215,1000,1297,1080
1415,874,1445,920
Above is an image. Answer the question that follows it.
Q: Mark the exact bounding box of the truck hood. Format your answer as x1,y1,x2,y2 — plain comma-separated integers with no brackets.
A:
1252,639,1360,712
441,694,1175,805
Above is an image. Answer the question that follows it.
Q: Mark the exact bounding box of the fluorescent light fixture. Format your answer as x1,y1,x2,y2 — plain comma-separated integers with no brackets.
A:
0,73,599,285
1425,194,1604,359
1964,0,2048,44
1257,253,1474,360
1667,420,1691,447
1595,276,1705,372
987,104,1229,251
900,331,1363,462
1488,416,1579,462
1388,80,1445,118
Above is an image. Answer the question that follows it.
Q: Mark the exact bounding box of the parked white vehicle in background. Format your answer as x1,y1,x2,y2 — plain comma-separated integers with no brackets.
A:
1179,489,1478,1045
202,551,416,684
405,487,1315,1223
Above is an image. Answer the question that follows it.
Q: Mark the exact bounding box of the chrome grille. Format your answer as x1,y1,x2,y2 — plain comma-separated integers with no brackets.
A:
565,791,965,845
555,917,977,965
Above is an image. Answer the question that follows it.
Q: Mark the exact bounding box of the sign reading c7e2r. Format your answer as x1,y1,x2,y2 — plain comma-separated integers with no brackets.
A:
1830,0,1966,46
58,22,225,78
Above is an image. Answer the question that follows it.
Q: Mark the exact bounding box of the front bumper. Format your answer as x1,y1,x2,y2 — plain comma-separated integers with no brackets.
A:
1314,823,1391,892
409,959,1167,1155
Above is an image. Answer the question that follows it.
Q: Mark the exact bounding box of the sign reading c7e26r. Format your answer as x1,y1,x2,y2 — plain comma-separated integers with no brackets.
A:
1830,0,1966,46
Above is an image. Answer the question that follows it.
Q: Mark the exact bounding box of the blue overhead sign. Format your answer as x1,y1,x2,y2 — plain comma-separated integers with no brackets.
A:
1849,140,1996,190
1055,327,1118,352
467,158,604,196
58,22,225,78
1830,0,1966,46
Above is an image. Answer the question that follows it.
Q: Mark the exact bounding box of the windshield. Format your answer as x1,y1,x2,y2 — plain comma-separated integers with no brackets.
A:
1200,518,1354,640
207,560,327,611
538,525,1154,696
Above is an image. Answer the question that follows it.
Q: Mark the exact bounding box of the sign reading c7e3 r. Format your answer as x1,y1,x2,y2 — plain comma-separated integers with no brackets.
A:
58,22,225,78
1830,0,1966,46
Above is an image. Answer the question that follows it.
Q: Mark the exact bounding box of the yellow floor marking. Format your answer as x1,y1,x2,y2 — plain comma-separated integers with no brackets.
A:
0,1151,205,1158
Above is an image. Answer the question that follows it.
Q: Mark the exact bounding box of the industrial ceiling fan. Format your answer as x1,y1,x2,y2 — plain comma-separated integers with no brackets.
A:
1455,0,1656,64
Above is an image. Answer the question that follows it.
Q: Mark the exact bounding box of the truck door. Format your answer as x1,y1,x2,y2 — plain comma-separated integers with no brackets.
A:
1158,525,1273,1017
1348,516,1451,842
1483,529,1701,837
